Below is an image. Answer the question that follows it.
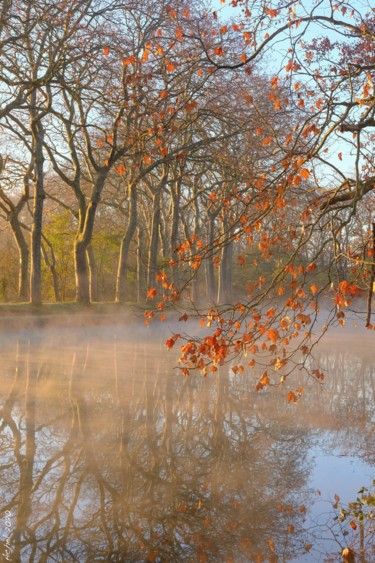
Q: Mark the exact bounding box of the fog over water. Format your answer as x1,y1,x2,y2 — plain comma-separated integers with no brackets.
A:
0,318,374,562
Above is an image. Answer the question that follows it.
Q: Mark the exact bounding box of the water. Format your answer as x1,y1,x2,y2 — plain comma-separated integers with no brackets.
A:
0,320,374,562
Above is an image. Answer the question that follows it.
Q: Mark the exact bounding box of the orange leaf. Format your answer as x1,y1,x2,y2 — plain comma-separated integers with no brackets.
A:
117,165,126,175
287,391,297,403
213,46,223,57
262,136,273,146
166,337,175,350
310,284,318,295
300,168,310,179
260,372,269,386
103,46,110,55
166,61,175,72
175,27,183,41
267,328,280,344
147,287,157,299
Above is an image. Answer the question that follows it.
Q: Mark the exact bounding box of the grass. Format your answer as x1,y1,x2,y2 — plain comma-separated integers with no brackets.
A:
0,301,145,317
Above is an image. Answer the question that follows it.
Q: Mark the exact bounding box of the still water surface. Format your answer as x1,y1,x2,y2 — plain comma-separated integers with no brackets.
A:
0,320,374,562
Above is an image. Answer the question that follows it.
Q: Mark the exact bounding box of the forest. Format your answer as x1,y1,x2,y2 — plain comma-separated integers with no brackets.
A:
0,3,374,561
0,0,374,376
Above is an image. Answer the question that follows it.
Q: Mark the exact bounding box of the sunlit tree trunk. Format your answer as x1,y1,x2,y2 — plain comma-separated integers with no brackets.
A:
11,218,30,301
217,218,233,304
205,210,219,303
147,189,161,290
137,225,147,302
30,106,45,306
191,186,201,304
74,186,103,305
86,244,98,302
116,182,137,303
170,176,181,288
41,239,61,302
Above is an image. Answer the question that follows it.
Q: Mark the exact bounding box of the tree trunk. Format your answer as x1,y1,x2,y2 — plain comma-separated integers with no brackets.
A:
190,191,201,304
74,237,90,304
30,115,45,306
41,240,61,302
217,221,233,304
137,225,147,302
116,182,137,303
10,218,29,301
205,213,216,303
86,244,98,302
147,189,161,290
170,179,181,288
73,169,105,305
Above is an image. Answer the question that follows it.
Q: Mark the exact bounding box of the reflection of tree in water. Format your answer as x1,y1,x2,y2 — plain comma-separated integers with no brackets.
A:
0,328,372,562
303,343,375,466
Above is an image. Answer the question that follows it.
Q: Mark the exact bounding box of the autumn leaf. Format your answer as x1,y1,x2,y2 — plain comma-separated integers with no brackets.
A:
260,372,269,386
342,548,355,562
270,76,279,89
117,164,126,175
240,53,247,64
213,46,223,57
267,328,280,343
165,61,175,72
166,337,175,349
175,27,183,41
262,136,274,146
179,313,188,322
147,287,157,299
310,284,318,295
279,316,291,330
166,334,180,350
300,168,310,179
103,46,109,55
287,391,298,403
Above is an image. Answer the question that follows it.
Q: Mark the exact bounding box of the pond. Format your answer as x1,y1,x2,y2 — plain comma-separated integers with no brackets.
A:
0,319,374,562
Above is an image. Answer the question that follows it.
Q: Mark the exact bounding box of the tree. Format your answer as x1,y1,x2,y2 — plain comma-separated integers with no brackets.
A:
158,0,375,391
